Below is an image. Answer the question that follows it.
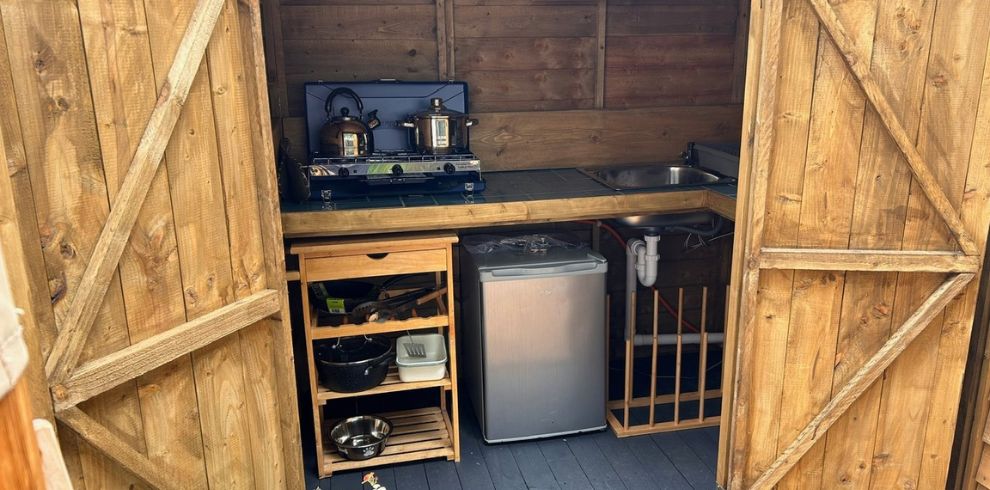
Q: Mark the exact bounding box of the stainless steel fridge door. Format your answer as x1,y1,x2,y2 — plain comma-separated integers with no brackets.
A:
479,267,606,442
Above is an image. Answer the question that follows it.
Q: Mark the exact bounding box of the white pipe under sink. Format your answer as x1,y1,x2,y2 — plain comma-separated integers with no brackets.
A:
632,332,725,347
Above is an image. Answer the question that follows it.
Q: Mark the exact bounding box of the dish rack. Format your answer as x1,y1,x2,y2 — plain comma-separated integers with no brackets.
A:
290,234,460,477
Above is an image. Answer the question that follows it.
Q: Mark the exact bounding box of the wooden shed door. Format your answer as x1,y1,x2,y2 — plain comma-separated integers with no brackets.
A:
0,0,302,487
720,0,990,488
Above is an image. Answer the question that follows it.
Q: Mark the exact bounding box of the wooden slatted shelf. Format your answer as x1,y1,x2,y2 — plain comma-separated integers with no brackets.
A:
294,234,461,477
310,310,449,340
316,364,451,403
322,407,455,473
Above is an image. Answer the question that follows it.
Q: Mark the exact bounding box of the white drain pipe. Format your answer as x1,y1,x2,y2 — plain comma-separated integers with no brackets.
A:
633,332,725,347
624,234,661,341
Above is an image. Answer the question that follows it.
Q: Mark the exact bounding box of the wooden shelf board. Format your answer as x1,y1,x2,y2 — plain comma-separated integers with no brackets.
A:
317,365,451,403
321,407,454,475
311,314,448,339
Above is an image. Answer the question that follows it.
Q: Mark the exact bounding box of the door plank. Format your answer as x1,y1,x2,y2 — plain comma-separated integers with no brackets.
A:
749,272,974,489
806,0,978,256
43,0,226,384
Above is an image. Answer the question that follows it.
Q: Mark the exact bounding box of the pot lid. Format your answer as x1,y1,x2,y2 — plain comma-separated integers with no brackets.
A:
410,97,466,119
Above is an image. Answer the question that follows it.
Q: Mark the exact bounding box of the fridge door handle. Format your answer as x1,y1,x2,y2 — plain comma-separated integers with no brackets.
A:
488,261,604,278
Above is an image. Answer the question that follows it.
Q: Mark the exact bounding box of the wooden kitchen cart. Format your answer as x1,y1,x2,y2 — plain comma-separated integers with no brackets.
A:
291,234,461,477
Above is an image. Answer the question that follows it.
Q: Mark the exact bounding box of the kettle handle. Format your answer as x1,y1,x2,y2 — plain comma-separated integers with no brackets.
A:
324,87,364,119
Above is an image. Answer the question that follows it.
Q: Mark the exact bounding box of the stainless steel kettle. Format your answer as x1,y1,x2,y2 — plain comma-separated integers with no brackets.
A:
319,88,380,158
401,98,478,155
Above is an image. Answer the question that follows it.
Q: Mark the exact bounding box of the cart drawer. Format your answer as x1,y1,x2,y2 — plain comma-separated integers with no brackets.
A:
305,248,447,281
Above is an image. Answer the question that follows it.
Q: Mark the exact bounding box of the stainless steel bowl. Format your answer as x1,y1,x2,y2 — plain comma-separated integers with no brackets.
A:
330,415,393,460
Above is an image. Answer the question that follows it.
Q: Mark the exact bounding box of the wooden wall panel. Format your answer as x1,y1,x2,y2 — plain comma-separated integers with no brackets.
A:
266,0,750,168
0,0,302,488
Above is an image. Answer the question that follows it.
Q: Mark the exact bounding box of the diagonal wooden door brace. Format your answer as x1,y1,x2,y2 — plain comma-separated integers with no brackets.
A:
58,407,186,490
51,289,280,411
44,0,227,385
749,272,974,489
806,0,978,257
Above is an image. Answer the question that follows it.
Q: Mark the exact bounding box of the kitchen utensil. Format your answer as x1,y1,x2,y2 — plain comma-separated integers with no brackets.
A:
329,415,393,460
354,287,448,323
319,87,380,157
401,98,478,155
403,337,426,358
396,334,447,382
314,335,393,392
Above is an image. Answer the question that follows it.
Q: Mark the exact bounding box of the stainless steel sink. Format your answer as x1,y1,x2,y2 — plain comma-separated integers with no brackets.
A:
580,164,730,191
611,211,717,230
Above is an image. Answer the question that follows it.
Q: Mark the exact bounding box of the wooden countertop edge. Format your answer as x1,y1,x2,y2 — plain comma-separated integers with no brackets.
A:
281,188,735,238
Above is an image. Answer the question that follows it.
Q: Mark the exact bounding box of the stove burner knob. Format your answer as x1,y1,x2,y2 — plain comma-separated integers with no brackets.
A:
391,164,404,176
443,163,456,174
338,167,350,177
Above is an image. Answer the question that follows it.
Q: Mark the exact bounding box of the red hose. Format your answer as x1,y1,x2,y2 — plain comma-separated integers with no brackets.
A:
579,220,701,333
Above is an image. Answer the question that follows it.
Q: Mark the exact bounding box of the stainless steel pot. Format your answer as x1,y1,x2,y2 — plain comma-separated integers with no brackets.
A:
401,97,478,155
330,415,392,460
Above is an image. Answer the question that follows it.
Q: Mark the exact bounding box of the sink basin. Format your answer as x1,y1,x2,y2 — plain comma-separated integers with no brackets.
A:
580,164,730,191
612,211,716,231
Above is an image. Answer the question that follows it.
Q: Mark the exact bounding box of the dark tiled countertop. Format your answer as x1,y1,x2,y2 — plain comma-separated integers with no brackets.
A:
281,168,736,237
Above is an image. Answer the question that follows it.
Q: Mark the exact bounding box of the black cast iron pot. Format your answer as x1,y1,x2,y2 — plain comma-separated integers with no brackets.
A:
315,335,393,393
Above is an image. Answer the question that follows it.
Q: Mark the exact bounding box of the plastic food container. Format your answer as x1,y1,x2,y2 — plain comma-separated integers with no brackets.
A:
396,334,448,382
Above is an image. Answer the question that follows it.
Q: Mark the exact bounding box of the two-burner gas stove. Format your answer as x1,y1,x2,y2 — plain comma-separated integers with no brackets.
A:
302,80,486,201
305,151,484,200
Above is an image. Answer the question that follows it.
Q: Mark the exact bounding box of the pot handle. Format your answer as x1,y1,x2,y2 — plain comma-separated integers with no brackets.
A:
400,121,416,128
363,354,394,376
466,118,479,127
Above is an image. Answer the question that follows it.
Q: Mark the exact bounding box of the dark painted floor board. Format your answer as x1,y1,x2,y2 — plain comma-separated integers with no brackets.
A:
480,441,528,489
511,441,562,490
425,460,462,490
565,435,626,490
457,422,497,489
591,431,656,489
328,470,363,490
652,433,715,489
677,430,718,472
393,463,430,490
309,410,719,490
625,435,693,490
538,439,594,489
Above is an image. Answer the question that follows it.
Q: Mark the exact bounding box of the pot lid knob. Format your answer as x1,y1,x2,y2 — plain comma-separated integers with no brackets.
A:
430,98,444,109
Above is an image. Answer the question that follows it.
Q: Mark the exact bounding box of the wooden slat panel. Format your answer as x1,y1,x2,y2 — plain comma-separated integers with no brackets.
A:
75,0,208,483
0,2,147,487
470,105,743,170
280,4,436,40
462,69,596,112
750,272,975,489
455,5,596,38
237,0,306,484
819,0,938,479
208,1,287,486
143,0,254,487
868,0,990,486
606,4,737,36
455,37,597,71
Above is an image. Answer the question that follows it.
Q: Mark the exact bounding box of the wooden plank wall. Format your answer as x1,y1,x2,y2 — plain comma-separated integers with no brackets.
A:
724,0,990,488
268,0,748,170
0,0,302,488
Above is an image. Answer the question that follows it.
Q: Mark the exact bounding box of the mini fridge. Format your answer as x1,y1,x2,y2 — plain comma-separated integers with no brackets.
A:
460,235,608,443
